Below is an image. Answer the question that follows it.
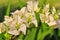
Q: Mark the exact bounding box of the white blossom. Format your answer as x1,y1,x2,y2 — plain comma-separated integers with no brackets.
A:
40,4,58,28
8,30,19,35
25,11,38,27
18,24,26,35
43,4,49,12
27,0,39,12
0,23,5,33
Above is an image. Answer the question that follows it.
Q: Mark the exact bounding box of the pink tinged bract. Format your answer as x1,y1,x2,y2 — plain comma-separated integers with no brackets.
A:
32,19,38,27
8,30,19,35
18,24,26,35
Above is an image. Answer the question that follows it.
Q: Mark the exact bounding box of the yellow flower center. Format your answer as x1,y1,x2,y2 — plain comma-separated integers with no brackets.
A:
54,14,59,20
27,14,32,23
15,22,20,29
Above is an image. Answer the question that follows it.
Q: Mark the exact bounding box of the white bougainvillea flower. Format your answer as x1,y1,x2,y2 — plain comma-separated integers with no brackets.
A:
25,12,38,27
8,30,20,35
58,12,60,16
52,7,59,20
40,12,50,23
3,14,26,35
3,16,13,28
40,13,45,23
4,17,26,35
20,7,26,14
11,10,23,24
4,16,13,23
40,13,57,27
56,19,60,29
40,4,58,28
0,23,5,33
52,7,56,15
1,0,60,36
10,1,38,28
11,10,20,20
48,15,57,26
18,24,26,35
43,4,49,12
33,1,40,12
40,4,50,23
48,21,57,26
27,0,39,12
55,12,60,29
5,9,27,35
3,16,18,35
31,18,38,27
49,14,55,22
6,20,20,35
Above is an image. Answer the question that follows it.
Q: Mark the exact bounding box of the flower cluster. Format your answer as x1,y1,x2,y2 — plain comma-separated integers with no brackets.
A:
40,4,60,29
0,0,60,36
0,0,38,35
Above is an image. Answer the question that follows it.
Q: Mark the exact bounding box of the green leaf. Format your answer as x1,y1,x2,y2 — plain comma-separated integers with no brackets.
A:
18,34,24,40
24,27,37,40
39,0,46,9
40,29,53,40
5,0,11,16
18,0,27,8
0,34,3,40
37,28,42,40
41,23,49,32
49,30,54,38
37,23,53,40
58,30,60,37
41,29,53,40
35,12,40,23
4,33,12,40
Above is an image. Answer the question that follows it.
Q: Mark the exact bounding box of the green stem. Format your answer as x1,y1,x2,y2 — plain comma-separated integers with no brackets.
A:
18,0,26,8
54,31,59,40
5,0,10,16
40,28,53,40
18,34,24,40
24,27,37,40
39,0,46,9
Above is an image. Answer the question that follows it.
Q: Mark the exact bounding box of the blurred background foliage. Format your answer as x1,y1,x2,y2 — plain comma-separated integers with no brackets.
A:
0,0,60,9
0,0,60,11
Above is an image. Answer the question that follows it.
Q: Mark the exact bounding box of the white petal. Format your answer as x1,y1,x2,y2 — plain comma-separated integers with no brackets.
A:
32,19,38,27
56,19,60,24
44,4,49,12
58,12,60,16
34,1,39,11
9,21,16,30
17,16,23,24
0,23,5,33
40,14,45,23
52,7,56,14
45,4,49,9
49,15,54,22
14,10,20,14
4,16,13,22
18,24,26,35
20,7,26,14
8,30,19,35
48,21,57,26
27,1,33,12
